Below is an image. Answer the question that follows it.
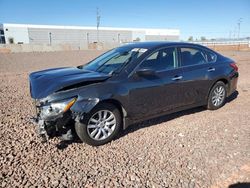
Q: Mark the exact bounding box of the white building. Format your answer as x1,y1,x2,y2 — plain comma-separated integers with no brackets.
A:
0,23,180,48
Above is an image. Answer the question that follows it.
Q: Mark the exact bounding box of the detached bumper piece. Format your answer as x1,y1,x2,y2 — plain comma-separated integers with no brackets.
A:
31,112,74,143
228,72,239,96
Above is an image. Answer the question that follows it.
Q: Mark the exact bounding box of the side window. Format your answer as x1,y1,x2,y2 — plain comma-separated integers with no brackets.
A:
140,47,177,71
180,47,207,66
204,51,217,63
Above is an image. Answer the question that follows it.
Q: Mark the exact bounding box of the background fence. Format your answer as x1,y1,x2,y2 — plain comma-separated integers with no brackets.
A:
192,40,250,51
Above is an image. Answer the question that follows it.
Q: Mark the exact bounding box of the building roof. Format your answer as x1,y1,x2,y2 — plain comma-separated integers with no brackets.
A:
1,23,180,36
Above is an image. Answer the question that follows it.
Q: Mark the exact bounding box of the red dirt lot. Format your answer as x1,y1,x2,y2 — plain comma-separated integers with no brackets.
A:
0,50,249,187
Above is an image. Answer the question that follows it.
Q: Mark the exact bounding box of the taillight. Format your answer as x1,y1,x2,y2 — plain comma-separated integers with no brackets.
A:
230,63,238,72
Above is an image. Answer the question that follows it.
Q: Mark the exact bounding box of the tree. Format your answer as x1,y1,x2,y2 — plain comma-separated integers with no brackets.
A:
200,36,206,41
134,37,141,42
8,37,14,44
188,36,193,41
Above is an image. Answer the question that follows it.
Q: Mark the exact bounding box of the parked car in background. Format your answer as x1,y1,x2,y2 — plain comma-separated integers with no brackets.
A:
29,42,239,146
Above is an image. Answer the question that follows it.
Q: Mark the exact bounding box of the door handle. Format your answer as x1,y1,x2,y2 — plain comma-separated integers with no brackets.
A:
172,75,183,81
207,67,215,72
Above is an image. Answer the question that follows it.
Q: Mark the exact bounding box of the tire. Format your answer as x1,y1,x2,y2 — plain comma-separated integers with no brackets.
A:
75,103,122,146
207,81,227,110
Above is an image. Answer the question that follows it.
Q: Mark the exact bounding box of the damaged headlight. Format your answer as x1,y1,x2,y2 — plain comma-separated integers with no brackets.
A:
40,98,76,120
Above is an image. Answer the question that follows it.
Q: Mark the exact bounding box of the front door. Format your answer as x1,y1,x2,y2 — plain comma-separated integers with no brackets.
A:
127,47,184,120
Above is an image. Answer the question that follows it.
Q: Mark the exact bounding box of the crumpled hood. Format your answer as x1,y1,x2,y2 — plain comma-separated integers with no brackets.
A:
29,67,111,99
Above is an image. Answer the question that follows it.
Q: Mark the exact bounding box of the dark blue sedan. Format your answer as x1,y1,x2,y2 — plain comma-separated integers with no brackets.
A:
30,42,239,146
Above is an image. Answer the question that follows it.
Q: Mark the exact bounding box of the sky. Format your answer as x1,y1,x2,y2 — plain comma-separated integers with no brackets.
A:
0,0,249,40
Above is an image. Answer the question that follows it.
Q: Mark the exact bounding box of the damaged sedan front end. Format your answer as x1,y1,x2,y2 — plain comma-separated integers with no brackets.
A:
32,91,106,143
32,97,77,141
31,92,103,142
29,66,110,142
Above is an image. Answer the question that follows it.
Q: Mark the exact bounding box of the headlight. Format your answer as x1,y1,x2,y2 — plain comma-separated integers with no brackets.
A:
40,98,76,120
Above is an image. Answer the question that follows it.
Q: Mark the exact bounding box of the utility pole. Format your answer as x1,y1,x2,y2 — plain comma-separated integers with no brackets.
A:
118,33,120,43
49,32,52,45
87,33,89,45
96,7,101,43
237,18,242,40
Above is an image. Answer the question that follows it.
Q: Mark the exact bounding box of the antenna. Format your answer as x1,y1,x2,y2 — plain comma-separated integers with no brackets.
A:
96,7,101,43
233,26,237,39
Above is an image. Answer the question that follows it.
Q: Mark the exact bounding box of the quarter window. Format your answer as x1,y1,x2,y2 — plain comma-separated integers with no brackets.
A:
204,51,217,63
180,47,207,66
140,47,177,71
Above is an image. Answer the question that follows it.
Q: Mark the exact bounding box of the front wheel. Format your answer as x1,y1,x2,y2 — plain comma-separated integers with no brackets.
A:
75,103,121,146
207,81,227,110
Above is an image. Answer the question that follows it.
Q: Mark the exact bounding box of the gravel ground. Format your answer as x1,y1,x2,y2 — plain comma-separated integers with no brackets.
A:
0,50,249,188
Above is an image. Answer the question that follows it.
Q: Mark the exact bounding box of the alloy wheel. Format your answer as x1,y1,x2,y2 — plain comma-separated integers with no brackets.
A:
87,110,116,141
212,86,226,106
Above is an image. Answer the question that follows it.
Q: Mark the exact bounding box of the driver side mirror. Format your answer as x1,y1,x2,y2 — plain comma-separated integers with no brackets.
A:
136,68,156,77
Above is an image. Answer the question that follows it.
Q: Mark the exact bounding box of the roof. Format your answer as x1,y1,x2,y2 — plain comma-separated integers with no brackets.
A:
119,41,206,49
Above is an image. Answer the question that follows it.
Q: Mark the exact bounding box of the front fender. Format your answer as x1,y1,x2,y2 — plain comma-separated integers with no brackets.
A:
71,97,100,114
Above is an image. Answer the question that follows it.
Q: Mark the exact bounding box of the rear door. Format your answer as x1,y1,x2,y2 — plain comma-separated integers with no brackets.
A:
178,46,217,105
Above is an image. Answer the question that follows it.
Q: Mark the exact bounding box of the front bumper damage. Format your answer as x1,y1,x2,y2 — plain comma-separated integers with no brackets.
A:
31,111,75,142
30,98,80,142
30,97,99,142
31,118,47,142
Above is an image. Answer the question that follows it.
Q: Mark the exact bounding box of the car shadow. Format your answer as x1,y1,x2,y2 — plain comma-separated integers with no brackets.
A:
117,90,239,140
226,90,239,103
56,139,82,150
117,106,205,139
228,182,250,188
56,91,238,149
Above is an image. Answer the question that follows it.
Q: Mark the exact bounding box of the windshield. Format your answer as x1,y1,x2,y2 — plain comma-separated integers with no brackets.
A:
80,47,147,74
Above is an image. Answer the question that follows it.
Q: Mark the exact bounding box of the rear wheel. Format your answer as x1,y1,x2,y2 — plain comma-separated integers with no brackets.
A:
207,81,227,110
75,103,121,146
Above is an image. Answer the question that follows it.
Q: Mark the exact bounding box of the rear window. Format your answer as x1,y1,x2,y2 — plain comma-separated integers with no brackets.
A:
180,47,207,66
